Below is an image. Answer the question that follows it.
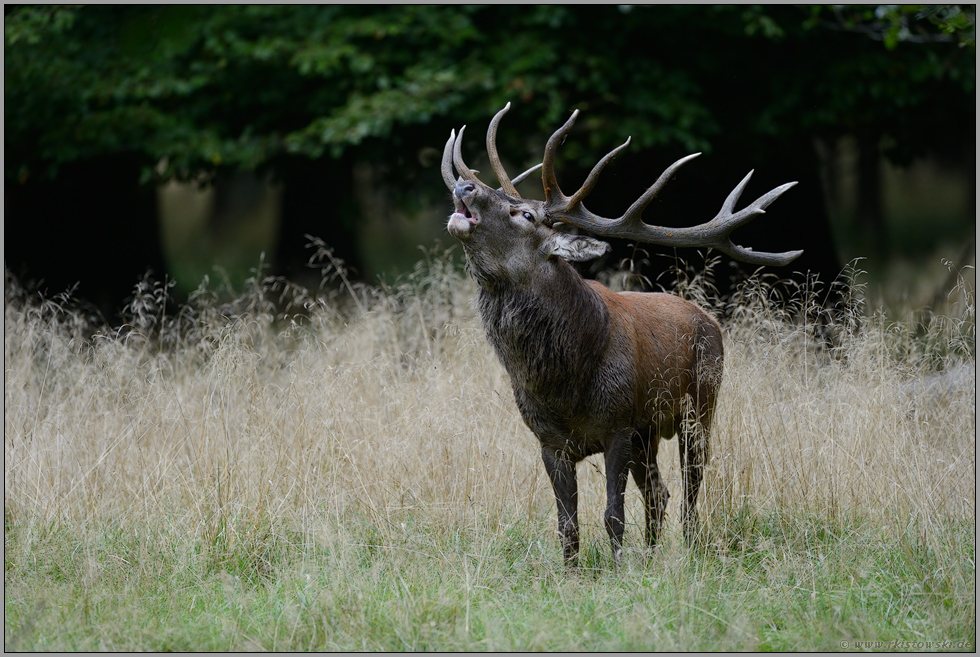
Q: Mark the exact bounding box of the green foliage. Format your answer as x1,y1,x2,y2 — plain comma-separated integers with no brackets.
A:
807,5,976,50
5,5,974,187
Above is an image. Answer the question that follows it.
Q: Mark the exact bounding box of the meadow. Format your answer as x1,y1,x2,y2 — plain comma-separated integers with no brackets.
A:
4,245,975,651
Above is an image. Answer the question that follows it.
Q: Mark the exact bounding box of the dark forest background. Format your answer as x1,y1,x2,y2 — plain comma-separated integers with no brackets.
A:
4,5,975,319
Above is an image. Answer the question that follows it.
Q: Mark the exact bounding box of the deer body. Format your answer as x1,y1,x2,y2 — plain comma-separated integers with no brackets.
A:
443,104,798,566
477,265,722,451
482,265,724,561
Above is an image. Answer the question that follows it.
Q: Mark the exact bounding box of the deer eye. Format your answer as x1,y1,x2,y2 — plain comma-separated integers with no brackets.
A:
522,212,534,222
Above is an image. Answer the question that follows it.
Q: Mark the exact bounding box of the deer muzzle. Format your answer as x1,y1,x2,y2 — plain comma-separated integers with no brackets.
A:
448,182,479,238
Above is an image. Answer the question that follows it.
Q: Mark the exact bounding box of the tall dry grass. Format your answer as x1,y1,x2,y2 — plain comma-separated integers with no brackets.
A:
4,248,975,565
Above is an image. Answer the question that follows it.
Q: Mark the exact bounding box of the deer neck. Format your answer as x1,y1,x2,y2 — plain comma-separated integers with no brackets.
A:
475,258,610,393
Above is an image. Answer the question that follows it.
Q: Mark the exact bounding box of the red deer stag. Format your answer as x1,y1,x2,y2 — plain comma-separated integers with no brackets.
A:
442,103,801,567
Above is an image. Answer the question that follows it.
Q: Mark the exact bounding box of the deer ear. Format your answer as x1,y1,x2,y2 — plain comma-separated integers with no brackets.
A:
542,233,611,262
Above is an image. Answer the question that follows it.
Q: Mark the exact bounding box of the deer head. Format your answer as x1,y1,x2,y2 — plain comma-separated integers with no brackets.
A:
442,102,802,281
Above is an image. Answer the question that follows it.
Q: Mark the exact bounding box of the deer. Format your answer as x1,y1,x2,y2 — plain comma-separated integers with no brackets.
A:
441,103,802,568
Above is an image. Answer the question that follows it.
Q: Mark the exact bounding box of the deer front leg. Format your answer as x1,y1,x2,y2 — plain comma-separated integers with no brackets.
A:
541,447,579,566
603,433,633,569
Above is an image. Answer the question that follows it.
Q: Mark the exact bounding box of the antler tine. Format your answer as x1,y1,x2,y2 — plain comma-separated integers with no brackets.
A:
622,152,702,220
717,169,754,219
565,137,632,212
542,109,579,205
487,102,519,196
511,162,543,188
710,173,799,232
453,125,489,188
724,177,798,225
725,244,803,266
441,129,458,191
685,175,802,265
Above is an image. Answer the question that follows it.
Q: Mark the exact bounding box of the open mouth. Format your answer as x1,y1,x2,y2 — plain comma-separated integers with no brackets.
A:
448,188,480,235
453,195,478,225
447,192,479,238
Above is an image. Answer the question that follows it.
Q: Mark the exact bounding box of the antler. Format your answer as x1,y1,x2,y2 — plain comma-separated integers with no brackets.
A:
442,105,801,266
542,110,802,267
487,103,519,195
442,103,542,195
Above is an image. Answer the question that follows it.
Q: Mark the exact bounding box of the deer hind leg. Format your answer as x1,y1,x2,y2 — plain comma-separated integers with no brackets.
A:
541,446,580,566
630,431,669,550
679,391,714,546
682,316,722,546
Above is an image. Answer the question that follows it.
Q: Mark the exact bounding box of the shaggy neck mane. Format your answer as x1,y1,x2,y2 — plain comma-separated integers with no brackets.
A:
474,259,610,396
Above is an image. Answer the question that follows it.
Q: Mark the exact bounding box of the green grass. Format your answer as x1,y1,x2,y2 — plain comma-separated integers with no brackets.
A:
4,248,976,651
4,511,974,651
